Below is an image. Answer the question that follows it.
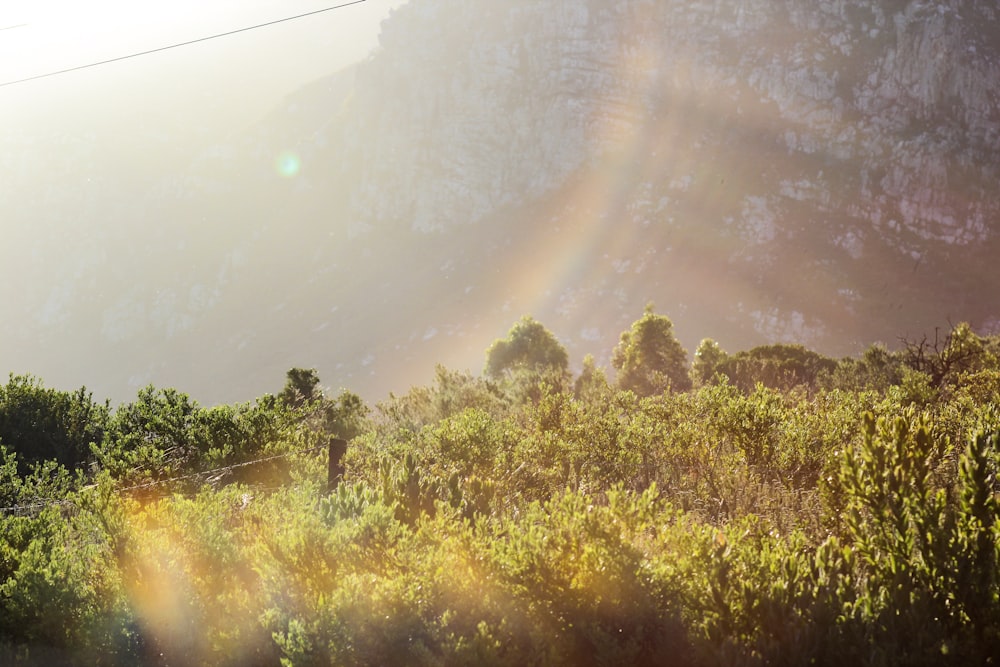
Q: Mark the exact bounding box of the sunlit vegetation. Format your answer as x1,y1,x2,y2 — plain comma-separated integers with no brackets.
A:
2,315,999,666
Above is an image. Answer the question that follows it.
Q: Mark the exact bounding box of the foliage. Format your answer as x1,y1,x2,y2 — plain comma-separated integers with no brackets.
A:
484,316,570,381
830,412,1000,664
691,338,728,388
0,478,138,666
374,365,510,439
713,343,837,393
612,305,692,395
573,354,612,404
94,386,297,489
2,324,1000,665
278,368,370,441
821,343,904,393
0,375,108,471
278,368,323,409
898,322,988,389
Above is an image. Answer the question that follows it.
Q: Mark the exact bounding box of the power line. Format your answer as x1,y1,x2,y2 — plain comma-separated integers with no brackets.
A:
0,0,368,89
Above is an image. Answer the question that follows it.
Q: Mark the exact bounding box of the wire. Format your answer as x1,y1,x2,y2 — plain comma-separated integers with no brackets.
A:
0,0,368,89
117,443,327,493
0,442,329,515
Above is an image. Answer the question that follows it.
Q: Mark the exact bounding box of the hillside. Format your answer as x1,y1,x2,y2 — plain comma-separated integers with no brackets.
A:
2,0,998,404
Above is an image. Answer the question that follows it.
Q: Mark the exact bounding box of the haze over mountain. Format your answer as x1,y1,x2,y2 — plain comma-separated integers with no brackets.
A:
3,0,999,405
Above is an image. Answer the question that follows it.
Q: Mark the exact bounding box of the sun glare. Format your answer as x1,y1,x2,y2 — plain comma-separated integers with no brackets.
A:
1,1,185,82
0,0,396,86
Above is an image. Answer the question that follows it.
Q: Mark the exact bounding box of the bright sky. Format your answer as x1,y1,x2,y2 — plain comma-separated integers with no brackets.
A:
0,0,407,142
0,0,409,404
0,0,403,94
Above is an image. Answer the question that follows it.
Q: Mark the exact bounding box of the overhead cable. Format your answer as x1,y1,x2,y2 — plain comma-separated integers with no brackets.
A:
0,0,367,89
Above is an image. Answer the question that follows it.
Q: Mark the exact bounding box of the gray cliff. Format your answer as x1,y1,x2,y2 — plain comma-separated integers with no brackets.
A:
2,0,998,403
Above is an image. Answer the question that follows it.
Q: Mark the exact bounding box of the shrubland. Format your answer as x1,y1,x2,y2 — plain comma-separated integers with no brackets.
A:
1,314,998,666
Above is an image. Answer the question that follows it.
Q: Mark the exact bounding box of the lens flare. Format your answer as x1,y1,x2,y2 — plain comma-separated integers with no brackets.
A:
276,151,301,178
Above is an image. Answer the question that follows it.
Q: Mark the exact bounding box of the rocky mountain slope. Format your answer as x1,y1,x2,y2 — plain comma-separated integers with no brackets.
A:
3,0,999,404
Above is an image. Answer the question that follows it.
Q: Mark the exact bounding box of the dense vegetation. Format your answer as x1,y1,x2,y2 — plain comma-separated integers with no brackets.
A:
1,313,999,666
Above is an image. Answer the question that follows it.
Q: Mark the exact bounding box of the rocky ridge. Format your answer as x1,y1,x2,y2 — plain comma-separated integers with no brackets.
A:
2,0,998,403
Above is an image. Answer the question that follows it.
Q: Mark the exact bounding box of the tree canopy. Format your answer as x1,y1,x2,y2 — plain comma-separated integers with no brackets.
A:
484,316,569,380
612,305,691,395
714,343,838,392
691,338,728,387
278,368,323,408
0,374,108,471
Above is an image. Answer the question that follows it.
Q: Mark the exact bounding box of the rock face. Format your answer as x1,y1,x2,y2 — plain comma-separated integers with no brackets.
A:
342,2,621,232
341,0,999,236
2,0,999,403
338,0,1000,339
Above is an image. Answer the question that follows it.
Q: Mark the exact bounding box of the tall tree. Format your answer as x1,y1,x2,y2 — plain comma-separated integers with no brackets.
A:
612,305,691,395
484,316,569,380
691,338,728,387
279,368,368,440
278,368,323,409
574,354,611,403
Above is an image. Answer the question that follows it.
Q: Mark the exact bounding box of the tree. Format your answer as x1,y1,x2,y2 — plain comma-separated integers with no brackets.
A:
377,365,510,435
318,389,369,441
612,306,691,395
898,322,986,388
574,354,611,403
279,368,368,440
715,343,837,393
0,374,108,471
484,316,569,380
822,343,903,392
691,338,728,387
96,385,201,483
278,368,323,409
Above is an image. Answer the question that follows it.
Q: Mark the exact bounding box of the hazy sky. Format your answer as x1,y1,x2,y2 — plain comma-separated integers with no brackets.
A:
1,0,406,128
0,0,408,403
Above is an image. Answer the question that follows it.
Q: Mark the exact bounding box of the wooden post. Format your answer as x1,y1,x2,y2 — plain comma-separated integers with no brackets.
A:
327,438,348,494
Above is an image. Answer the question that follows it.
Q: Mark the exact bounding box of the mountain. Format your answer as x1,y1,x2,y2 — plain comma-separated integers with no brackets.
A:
3,0,999,405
